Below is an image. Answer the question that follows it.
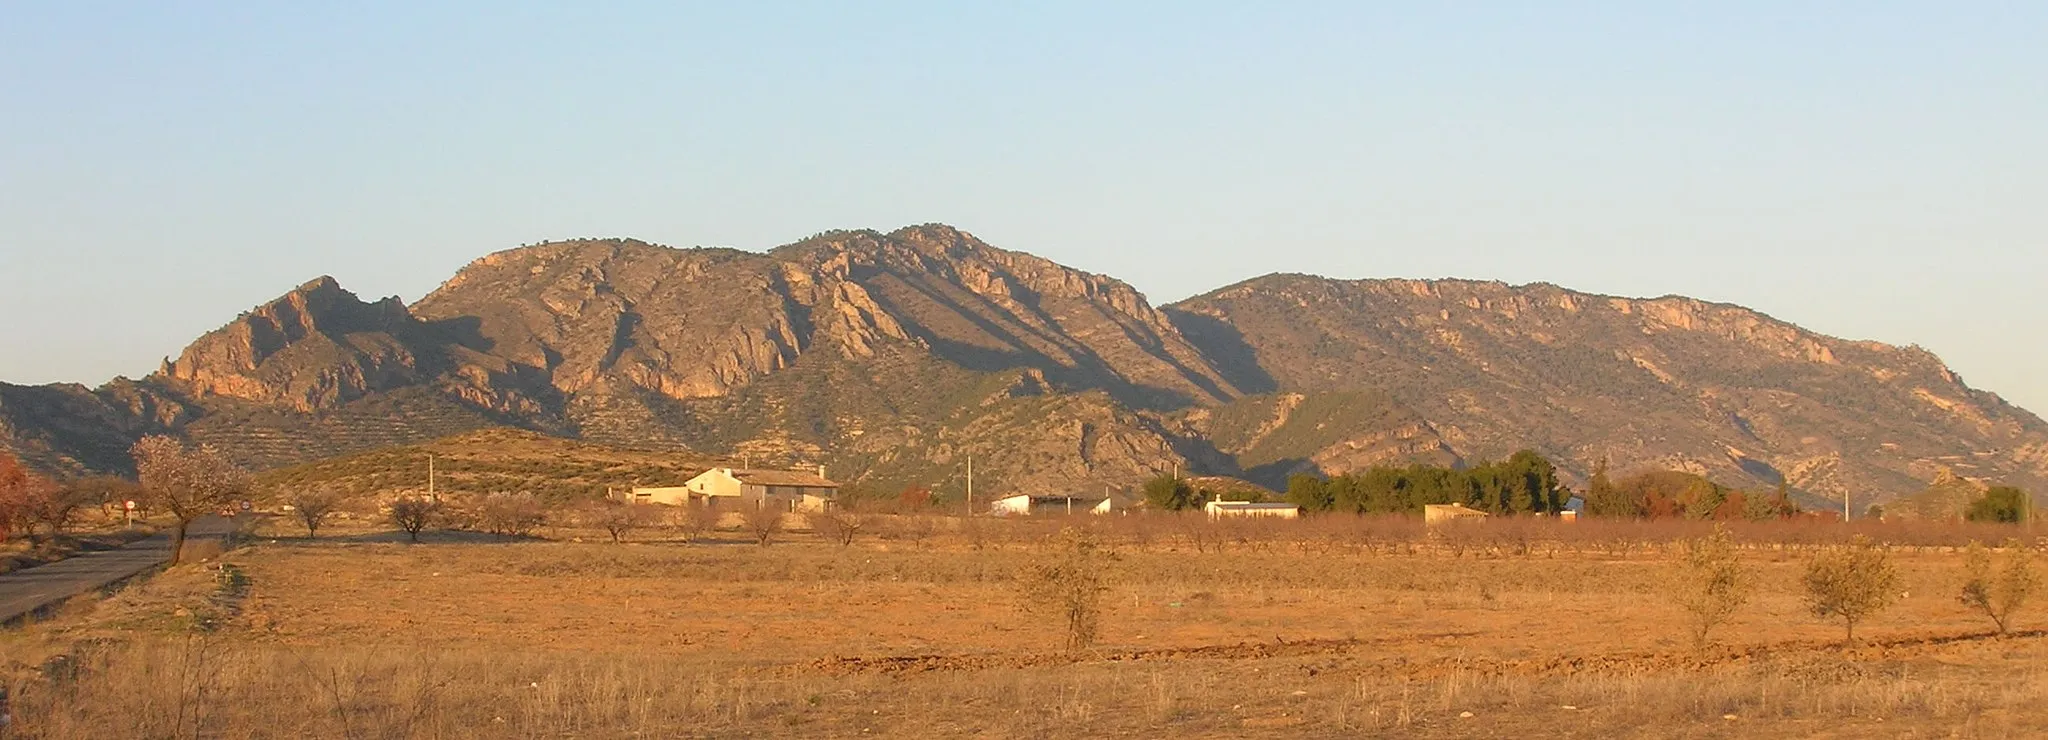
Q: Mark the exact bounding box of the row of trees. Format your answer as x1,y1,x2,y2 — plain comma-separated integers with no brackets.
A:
1583,465,1802,521
1284,450,1572,516
2,437,251,565
1674,529,2039,647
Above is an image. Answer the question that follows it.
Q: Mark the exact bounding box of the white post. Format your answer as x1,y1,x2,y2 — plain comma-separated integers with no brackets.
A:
966,455,974,517
428,454,435,499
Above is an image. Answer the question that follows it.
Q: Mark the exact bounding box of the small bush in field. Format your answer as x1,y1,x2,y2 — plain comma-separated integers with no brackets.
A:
1959,539,2041,635
1019,528,1112,652
1802,535,1900,645
1669,527,1752,648
389,497,443,543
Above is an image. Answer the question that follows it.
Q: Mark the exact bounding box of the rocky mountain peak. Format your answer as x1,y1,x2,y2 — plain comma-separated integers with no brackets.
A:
153,276,424,412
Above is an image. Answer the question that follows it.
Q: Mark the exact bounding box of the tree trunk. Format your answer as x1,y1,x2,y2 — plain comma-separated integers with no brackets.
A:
169,519,191,565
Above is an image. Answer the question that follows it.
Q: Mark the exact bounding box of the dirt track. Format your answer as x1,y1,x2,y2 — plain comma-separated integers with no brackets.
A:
792,627,2048,680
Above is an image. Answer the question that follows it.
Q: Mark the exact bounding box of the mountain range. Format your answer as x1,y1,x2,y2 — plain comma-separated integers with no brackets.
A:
4,224,2044,507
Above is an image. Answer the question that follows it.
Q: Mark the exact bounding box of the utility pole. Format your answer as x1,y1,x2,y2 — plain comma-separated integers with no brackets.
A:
1842,489,1849,522
428,454,436,499
965,455,974,517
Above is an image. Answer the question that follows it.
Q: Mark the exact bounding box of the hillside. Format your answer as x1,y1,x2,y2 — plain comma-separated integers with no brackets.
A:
1168,275,2048,499
4,224,2045,505
252,428,722,502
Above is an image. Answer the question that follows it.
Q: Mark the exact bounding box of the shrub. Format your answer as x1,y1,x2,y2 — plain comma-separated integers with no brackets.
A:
1143,475,1202,511
1802,535,1900,645
389,497,443,543
1018,528,1112,652
1966,487,2031,524
1958,539,2040,635
1669,527,1752,648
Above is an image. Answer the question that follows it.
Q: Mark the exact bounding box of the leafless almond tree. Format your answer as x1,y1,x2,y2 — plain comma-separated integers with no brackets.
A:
22,480,95,545
586,500,662,543
742,503,785,546
288,487,349,538
675,501,722,542
389,496,443,543
812,507,865,547
131,435,251,564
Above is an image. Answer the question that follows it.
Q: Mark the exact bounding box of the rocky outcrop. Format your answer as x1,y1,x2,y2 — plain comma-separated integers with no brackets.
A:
157,277,426,412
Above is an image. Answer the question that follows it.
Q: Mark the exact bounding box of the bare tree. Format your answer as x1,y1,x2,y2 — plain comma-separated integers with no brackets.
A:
71,474,143,523
586,500,662,543
742,503,785,546
1959,539,2041,635
812,506,865,547
674,501,722,542
23,480,96,545
288,487,348,538
898,513,937,548
131,436,251,564
0,454,80,546
389,497,443,543
473,492,547,537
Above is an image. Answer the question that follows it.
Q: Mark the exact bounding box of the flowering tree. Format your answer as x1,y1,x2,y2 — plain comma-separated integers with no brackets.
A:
131,435,251,564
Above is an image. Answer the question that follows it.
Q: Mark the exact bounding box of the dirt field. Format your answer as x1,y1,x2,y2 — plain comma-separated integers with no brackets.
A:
5,516,2048,738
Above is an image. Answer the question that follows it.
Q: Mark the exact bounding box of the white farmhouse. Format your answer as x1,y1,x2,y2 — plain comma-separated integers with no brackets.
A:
632,466,839,512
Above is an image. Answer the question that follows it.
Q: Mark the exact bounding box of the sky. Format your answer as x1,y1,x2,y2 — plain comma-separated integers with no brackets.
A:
3,3,2044,412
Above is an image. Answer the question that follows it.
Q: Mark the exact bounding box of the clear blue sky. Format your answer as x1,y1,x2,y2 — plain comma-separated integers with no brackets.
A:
3,3,2044,413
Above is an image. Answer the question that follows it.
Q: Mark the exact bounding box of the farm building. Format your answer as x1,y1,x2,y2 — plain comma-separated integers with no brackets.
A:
1203,501,1301,519
632,466,839,512
1423,503,1489,524
990,493,1115,516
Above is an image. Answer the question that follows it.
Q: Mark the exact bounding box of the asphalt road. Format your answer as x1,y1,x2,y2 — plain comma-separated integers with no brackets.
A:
0,516,235,626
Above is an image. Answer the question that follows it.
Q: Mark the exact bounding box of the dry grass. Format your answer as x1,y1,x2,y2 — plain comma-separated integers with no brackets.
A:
7,514,2048,738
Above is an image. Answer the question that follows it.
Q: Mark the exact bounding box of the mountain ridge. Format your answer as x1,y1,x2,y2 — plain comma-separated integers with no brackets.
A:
3,224,2042,506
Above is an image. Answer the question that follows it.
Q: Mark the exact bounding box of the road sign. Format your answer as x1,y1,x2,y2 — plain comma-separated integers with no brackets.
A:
123,500,137,511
